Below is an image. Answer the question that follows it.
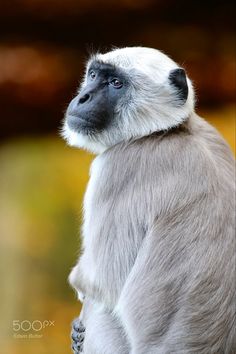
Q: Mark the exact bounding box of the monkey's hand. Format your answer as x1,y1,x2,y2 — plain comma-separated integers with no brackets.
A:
71,317,85,353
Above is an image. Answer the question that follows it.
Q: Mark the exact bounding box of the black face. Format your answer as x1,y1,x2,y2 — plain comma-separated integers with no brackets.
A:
66,60,128,135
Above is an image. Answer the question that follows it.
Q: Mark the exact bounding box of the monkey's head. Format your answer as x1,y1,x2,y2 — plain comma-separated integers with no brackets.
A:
62,47,195,154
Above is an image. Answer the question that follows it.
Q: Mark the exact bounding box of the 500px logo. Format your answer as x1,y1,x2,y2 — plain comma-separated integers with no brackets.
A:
13,320,55,332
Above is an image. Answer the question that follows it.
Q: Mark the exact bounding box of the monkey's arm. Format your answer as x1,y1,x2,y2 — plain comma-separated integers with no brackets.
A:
115,203,235,354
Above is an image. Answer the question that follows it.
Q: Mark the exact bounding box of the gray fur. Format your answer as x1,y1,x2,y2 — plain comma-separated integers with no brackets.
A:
65,48,236,354
80,299,130,354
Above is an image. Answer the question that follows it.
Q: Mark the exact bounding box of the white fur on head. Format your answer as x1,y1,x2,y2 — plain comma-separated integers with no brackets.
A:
62,47,195,154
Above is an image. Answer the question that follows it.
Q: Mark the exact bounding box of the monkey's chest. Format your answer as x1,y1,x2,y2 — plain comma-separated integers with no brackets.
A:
80,169,145,307
81,206,142,307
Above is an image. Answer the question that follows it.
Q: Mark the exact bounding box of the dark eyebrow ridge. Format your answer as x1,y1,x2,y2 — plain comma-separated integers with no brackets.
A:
88,59,117,72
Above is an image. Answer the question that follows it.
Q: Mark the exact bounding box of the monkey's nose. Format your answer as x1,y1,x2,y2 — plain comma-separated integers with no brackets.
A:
78,93,90,104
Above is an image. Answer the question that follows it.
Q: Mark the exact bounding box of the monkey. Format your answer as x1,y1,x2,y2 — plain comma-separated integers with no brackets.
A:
62,47,236,354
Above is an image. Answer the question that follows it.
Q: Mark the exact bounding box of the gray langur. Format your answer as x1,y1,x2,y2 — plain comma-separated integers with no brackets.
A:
62,47,235,354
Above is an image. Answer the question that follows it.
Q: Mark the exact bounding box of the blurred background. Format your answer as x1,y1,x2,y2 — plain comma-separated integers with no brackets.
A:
0,1,235,353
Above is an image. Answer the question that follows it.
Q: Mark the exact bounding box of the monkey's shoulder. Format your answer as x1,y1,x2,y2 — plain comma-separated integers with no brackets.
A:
88,115,234,195
91,124,211,175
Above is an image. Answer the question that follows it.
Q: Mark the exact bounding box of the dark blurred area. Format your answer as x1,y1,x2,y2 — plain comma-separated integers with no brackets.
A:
0,0,235,140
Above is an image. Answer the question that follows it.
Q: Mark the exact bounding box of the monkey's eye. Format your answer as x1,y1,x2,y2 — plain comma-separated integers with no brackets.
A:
89,70,96,80
110,78,123,89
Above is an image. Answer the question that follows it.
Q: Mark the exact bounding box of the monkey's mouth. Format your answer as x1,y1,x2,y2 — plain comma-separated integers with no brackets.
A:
67,114,97,133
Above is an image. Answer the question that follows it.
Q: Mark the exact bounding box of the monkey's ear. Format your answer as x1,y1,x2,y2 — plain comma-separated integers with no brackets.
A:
169,68,188,103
